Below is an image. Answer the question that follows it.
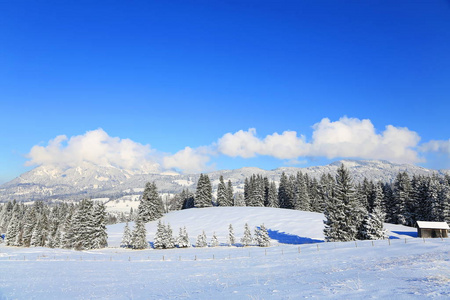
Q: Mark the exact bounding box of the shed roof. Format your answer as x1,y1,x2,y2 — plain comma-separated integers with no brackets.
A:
416,221,449,230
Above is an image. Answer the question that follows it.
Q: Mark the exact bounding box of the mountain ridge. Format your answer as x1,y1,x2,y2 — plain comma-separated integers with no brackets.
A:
0,160,448,202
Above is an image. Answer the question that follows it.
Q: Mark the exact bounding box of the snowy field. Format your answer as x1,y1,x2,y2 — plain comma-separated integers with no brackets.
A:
1,207,449,299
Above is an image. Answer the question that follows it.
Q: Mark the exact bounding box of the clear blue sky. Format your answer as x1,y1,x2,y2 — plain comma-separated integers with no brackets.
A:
1,0,449,183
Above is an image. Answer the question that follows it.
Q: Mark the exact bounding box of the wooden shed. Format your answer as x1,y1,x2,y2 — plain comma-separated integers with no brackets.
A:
416,221,449,238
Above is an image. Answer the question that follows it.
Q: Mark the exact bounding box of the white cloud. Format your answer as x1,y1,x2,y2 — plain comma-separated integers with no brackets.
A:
26,117,435,175
217,129,309,159
216,117,423,164
419,139,450,156
162,146,213,174
26,129,160,171
310,117,422,164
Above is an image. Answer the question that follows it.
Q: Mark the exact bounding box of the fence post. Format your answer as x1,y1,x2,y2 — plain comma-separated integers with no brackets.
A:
388,239,391,246
355,241,357,248
298,246,301,253
371,241,374,247
405,238,407,244
317,244,320,251
162,255,165,261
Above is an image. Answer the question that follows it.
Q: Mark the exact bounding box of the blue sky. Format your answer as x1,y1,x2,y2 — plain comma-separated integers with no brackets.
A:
1,0,449,183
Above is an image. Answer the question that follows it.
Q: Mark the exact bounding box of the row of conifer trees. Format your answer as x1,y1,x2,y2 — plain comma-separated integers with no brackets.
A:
0,199,108,250
176,167,449,228
120,221,271,250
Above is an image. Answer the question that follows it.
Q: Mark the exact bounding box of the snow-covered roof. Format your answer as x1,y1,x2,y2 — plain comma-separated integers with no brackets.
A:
416,221,449,230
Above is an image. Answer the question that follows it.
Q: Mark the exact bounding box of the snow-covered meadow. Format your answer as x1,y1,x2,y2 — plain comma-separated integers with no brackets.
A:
1,207,449,299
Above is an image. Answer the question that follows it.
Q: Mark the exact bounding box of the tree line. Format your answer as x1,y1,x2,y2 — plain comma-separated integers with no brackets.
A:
0,199,108,250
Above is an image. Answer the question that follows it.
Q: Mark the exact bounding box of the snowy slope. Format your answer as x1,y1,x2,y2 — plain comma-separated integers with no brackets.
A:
0,207,449,299
0,159,446,202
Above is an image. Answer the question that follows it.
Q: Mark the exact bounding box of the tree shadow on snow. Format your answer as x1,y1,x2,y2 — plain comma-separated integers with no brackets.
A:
391,231,418,238
267,229,324,245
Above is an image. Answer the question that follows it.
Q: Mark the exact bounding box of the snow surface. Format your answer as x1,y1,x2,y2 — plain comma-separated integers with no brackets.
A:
1,207,449,299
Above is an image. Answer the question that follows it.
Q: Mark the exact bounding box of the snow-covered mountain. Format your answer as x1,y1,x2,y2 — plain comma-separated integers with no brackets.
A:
0,160,447,202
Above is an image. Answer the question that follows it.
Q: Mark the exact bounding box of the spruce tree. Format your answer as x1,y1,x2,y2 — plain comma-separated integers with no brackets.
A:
153,220,166,249
121,222,132,248
131,218,148,249
226,180,234,206
216,175,227,206
392,172,413,225
267,182,278,208
240,223,253,246
195,174,213,208
210,232,219,247
254,224,271,247
323,164,359,242
91,202,108,249
227,224,235,246
196,231,207,247
176,226,190,248
138,182,164,222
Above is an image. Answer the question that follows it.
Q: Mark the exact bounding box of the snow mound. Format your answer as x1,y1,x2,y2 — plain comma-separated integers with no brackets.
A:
107,207,419,247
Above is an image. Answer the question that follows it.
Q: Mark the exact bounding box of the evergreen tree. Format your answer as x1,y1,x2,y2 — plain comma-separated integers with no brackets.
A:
120,222,132,248
267,182,278,208
210,232,219,247
226,180,234,206
5,203,21,246
216,175,228,206
227,224,235,246
196,231,207,247
294,172,310,211
323,164,359,242
195,174,213,208
254,224,271,247
240,223,253,246
91,202,108,249
392,172,413,225
138,182,164,222
164,224,175,249
176,226,190,248
153,220,166,249
278,172,290,208
130,218,148,249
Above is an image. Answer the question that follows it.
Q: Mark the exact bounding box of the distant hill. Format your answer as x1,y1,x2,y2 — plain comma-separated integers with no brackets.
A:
0,159,447,202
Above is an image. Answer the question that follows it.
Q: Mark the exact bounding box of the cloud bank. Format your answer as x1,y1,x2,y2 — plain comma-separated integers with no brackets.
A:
26,129,159,172
217,117,423,164
25,117,447,173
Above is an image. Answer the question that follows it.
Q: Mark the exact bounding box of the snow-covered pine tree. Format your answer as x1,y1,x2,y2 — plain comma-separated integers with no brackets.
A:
153,220,166,249
121,222,132,248
195,174,213,208
226,180,234,206
267,182,278,208
164,224,175,249
91,202,108,249
71,199,94,250
130,218,148,250
278,172,293,209
240,223,253,246
21,207,36,247
392,172,413,225
176,226,190,248
210,232,219,247
196,231,207,247
323,164,359,242
294,172,310,211
216,175,227,206
254,224,271,247
227,224,235,246
138,182,164,222
359,183,388,240
5,203,21,246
